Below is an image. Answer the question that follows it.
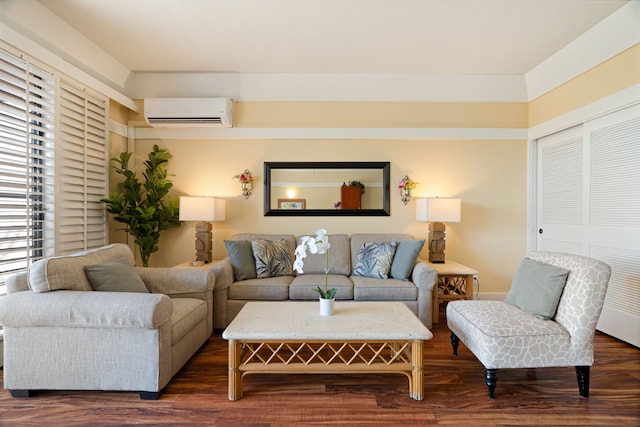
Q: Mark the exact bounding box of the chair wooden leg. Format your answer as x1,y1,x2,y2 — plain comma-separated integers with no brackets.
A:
450,332,460,356
485,368,497,399
576,366,590,398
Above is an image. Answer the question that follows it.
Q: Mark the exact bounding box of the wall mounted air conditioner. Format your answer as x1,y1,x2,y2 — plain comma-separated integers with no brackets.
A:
143,97,233,127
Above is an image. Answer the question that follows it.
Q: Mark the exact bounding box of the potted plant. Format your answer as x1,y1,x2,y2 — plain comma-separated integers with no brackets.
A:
346,180,365,194
101,145,180,267
294,228,336,316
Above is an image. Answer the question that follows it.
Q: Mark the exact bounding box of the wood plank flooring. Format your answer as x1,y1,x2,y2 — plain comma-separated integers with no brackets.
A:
1,310,638,426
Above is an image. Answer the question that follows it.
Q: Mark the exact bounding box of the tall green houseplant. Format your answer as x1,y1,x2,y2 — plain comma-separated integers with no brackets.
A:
102,145,180,267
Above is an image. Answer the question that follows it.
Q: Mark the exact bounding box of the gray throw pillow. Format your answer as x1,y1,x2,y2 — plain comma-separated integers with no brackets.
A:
390,240,425,280
505,257,570,320
224,240,257,281
251,239,293,278
352,241,397,279
85,257,149,293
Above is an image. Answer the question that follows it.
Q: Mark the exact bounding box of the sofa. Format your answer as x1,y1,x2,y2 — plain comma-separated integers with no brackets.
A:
0,244,214,400
210,233,437,331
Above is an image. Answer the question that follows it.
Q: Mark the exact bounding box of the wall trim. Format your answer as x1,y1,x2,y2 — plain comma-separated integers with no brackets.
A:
134,127,527,141
108,119,129,138
525,2,640,101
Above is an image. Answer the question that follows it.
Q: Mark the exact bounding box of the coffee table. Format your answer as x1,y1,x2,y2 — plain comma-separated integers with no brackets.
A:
222,301,433,400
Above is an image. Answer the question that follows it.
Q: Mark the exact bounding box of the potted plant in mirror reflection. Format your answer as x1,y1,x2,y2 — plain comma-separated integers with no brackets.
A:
294,228,336,316
346,180,365,194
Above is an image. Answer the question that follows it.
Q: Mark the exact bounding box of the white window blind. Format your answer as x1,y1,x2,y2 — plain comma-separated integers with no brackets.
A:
0,49,109,291
0,50,56,287
57,81,108,253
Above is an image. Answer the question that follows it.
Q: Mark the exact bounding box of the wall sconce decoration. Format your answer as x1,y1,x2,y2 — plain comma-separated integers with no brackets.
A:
398,175,417,205
233,169,254,199
416,197,461,263
179,196,226,265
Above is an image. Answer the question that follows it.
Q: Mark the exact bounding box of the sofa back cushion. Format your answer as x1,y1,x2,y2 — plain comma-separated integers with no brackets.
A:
350,234,413,274
27,244,135,293
296,234,351,275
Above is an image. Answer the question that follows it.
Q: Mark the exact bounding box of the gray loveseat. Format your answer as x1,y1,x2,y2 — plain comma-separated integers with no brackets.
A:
211,233,437,330
0,244,214,399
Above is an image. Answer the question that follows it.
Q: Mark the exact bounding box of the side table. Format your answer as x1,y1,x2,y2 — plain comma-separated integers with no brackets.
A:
173,260,218,269
427,260,478,324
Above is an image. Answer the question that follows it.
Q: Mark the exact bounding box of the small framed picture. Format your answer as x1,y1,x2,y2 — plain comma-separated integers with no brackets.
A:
278,198,306,210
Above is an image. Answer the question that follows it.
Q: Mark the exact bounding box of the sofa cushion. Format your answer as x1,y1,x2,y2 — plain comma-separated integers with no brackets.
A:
390,240,425,280
224,240,257,281
296,234,351,275
446,300,571,369
289,274,354,300
251,239,294,278
170,298,208,346
505,257,570,320
352,275,418,301
85,257,149,293
27,244,135,293
352,241,397,279
228,276,292,300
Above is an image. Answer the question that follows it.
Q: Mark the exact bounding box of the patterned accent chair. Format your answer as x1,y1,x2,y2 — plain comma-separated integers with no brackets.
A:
446,251,611,399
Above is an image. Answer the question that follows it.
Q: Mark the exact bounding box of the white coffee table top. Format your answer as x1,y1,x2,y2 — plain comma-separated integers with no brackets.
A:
222,301,433,341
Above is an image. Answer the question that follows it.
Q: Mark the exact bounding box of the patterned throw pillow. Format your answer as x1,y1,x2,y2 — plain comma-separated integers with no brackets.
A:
251,239,294,278
352,241,397,279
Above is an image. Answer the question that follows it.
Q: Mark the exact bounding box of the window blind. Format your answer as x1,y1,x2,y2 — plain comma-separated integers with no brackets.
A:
57,80,108,253
0,49,109,291
0,50,56,287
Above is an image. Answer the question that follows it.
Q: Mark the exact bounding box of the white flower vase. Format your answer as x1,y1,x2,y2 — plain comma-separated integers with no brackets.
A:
319,297,335,316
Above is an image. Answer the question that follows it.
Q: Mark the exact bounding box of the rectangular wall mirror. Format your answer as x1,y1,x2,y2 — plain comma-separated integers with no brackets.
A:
264,161,390,216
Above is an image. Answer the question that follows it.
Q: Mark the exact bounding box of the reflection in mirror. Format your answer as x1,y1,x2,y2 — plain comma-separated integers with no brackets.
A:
264,162,390,216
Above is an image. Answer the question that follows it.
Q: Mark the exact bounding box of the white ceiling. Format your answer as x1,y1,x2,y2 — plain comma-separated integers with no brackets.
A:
37,0,629,76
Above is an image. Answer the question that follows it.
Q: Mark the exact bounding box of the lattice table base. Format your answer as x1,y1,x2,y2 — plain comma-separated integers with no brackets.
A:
227,339,425,400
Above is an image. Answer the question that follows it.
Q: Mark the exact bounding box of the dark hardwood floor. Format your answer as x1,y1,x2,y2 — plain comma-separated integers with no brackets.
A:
1,309,638,426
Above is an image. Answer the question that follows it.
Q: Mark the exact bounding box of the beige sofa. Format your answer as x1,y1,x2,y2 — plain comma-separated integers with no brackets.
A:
0,244,214,400
211,233,437,331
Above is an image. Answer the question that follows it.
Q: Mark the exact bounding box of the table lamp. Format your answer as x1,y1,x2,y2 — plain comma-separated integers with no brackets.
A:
179,196,226,264
416,197,461,263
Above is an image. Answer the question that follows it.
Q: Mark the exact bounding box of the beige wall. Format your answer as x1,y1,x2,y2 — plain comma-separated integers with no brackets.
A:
130,135,527,294
529,43,640,126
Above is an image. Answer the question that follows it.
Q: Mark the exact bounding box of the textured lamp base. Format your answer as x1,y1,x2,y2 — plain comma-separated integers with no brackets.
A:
194,222,212,263
428,222,446,263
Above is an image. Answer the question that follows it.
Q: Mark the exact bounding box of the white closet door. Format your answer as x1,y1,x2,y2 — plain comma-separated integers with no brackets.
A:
537,104,640,347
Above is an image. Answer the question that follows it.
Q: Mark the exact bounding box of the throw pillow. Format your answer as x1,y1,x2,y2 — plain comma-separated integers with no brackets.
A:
251,239,293,279
390,240,425,280
85,257,149,293
224,240,257,281
505,257,570,320
352,241,397,279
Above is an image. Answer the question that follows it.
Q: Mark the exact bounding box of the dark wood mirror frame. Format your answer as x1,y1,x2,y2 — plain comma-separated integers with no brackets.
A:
264,161,391,216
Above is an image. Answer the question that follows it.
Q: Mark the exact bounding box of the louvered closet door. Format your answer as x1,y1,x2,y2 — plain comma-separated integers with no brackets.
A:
537,104,640,347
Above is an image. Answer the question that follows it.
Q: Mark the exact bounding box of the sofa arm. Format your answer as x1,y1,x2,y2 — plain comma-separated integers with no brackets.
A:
210,258,235,331
0,290,172,329
411,262,438,329
209,258,234,291
412,262,437,292
135,267,215,296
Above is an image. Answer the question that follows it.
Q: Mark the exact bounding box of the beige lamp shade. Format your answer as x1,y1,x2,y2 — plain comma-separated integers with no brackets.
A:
179,196,226,222
416,198,461,223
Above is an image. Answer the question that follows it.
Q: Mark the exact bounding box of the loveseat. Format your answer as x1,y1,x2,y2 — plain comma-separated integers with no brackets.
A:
210,233,437,330
0,244,214,399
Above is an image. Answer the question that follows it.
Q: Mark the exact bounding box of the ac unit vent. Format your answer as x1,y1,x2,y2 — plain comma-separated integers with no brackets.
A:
143,98,233,128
